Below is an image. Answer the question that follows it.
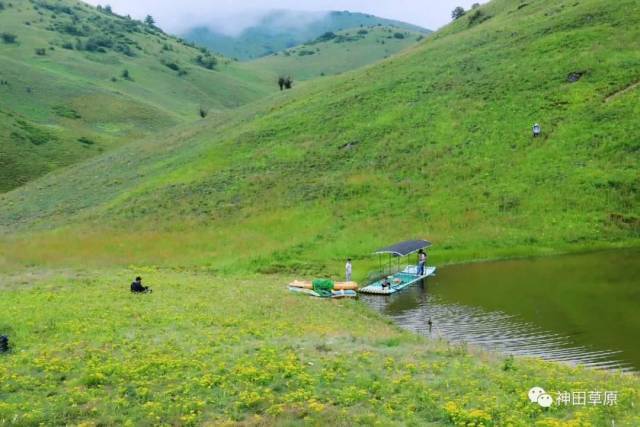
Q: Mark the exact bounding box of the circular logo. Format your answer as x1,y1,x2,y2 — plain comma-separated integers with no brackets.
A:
529,387,554,407
538,393,553,408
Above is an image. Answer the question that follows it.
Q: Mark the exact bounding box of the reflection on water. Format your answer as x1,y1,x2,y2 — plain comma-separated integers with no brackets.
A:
360,250,640,372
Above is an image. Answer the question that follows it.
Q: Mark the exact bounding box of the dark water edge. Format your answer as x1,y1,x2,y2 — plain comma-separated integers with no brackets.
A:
360,249,640,372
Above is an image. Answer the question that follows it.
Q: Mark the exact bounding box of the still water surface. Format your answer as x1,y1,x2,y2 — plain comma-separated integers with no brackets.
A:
360,250,640,372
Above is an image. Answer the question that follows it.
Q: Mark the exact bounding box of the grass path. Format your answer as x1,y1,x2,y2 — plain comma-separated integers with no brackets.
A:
605,80,640,102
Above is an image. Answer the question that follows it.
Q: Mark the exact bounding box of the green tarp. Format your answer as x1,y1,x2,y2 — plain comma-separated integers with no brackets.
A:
312,279,334,297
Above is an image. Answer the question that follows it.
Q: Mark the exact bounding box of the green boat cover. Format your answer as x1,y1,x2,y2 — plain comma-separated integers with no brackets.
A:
312,279,334,297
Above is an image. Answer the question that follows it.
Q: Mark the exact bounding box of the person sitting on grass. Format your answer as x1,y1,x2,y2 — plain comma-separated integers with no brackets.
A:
130,276,151,293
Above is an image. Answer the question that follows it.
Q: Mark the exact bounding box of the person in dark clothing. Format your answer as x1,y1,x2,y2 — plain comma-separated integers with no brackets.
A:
130,276,151,293
417,249,427,276
381,277,391,290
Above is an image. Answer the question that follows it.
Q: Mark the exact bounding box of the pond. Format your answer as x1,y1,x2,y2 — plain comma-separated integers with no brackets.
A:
360,249,640,372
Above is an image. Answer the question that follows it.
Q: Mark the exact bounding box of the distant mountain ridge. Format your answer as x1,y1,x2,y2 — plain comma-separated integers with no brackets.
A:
246,25,426,81
183,10,430,60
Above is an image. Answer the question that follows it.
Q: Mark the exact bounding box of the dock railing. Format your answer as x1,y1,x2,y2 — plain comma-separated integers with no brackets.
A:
366,264,406,283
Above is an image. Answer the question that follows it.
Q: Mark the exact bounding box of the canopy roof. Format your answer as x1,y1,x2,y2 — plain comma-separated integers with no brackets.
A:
374,240,432,257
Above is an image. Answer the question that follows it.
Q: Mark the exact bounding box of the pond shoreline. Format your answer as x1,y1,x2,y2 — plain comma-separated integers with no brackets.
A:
359,245,640,377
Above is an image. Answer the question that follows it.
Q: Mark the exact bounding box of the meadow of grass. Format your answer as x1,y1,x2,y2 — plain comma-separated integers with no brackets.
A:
0,0,275,191
0,268,638,426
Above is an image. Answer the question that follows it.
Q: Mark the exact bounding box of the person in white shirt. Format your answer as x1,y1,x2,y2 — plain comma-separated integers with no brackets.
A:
345,258,353,281
532,123,541,137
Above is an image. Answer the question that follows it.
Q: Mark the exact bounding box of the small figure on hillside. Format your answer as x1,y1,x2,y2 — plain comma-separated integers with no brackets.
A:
532,123,541,137
345,258,353,282
130,276,152,294
417,249,427,276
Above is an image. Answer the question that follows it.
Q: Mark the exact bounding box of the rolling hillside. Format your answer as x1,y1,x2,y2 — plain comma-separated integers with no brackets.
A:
2,0,640,424
0,0,273,192
247,26,426,81
183,10,430,60
1,0,639,274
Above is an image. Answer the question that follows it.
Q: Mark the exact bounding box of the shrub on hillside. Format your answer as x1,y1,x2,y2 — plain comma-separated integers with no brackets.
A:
84,36,113,52
163,62,180,72
35,47,46,55
12,119,57,146
468,9,491,26
77,137,95,145
316,31,336,42
334,35,359,43
36,1,74,15
56,22,86,36
114,43,135,56
452,6,466,20
196,54,217,70
52,105,81,119
1,32,17,43
393,32,405,39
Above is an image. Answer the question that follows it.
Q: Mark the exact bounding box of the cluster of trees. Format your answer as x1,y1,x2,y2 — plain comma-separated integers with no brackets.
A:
452,3,481,20
196,54,217,70
278,77,293,90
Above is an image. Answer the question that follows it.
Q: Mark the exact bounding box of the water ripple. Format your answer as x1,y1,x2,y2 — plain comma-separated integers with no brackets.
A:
361,293,635,372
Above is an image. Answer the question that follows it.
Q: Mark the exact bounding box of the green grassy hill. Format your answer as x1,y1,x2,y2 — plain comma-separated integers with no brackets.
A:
0,0,274,192
184,10,430,60
1,0,639,275
2,0,640,425
247,26,426,81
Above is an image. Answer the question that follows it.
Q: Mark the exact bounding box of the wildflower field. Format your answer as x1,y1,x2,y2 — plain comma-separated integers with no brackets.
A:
1,268,638,426
1,0,639,425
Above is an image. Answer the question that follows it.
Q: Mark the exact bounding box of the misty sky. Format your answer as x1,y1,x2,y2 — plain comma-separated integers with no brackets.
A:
83,0,486,35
